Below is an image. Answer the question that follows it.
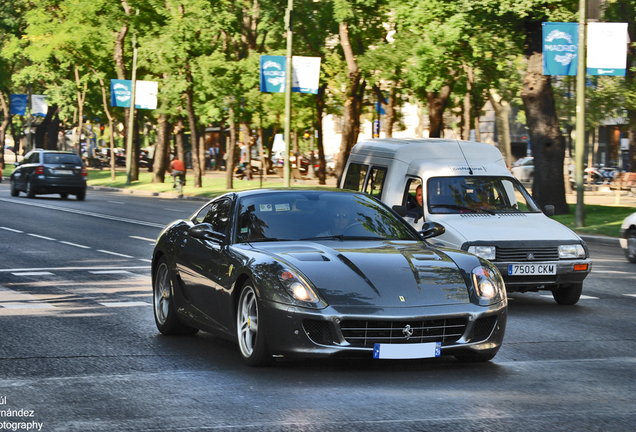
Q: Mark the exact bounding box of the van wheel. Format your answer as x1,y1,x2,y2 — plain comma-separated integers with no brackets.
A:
552,283,583,305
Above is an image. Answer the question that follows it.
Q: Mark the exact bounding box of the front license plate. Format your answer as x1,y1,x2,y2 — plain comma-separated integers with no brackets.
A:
373,342,441,359
508,263,556,276
54,170,73,175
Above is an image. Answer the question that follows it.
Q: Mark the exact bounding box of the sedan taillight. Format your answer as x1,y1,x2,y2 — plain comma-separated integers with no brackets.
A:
35,165,45,175
81,166,88,176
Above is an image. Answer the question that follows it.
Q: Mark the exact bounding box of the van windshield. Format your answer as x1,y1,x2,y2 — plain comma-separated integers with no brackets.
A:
427,176,540,214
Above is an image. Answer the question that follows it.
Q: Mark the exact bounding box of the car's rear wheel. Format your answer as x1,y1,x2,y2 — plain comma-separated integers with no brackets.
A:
26,178,36,198
625,229,636,263
552,282,583,305
237,282,271,366
10,179,19,197
153,257,198,335
76,188,86,201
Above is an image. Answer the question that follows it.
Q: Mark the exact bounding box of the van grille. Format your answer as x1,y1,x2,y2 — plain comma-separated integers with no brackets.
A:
340,318,466,348
496,246,558,261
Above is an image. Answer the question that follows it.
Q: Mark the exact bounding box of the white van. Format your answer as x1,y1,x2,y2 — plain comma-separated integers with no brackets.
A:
340,138,592,305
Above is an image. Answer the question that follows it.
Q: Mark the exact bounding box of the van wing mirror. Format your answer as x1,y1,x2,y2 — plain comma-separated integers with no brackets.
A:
418,221,445,240
543,205,555,216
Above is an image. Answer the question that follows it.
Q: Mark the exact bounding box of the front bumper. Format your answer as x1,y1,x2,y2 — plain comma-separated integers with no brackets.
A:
491,259,592,291
260,300,507,360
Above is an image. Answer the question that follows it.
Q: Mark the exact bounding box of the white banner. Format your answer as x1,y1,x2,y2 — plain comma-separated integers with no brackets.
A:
587,22,628,76
292,56,321,94
32,95,48,117
135,80,158,109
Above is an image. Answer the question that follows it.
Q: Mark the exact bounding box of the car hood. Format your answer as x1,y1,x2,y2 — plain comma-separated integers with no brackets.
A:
252,240,471,308
434,213,581,243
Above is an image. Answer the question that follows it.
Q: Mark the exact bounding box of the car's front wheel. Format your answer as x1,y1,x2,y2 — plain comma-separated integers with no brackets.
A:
10,179,19,197
552,282,583,305
153,257,198,335
236,282,271,366
625,229,636,263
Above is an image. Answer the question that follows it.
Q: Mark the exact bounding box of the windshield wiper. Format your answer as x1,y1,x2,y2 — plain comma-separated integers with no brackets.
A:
243,237,294,243
430,204,495,215
299,235,345,241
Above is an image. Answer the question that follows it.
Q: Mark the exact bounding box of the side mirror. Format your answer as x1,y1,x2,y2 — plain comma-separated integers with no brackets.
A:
543,205,555,217
419,221,445,240
187,223,226,243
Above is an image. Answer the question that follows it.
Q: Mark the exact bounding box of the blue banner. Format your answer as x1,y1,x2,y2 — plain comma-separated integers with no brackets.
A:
10,94,27,115
260,56,286,93
111,79,133,107
542,23,579,76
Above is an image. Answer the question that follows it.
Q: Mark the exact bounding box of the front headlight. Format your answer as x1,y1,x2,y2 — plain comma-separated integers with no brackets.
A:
471,264,506,305
278,269,321,304
468,245,496,260
558,244,586,259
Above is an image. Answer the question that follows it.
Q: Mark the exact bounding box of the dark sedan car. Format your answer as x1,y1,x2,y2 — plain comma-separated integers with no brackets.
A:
152,189,507,366
10,149,87,200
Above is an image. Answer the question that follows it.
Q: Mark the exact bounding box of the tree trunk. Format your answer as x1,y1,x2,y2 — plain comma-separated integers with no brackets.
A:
153,114,169,183
184,85,201,188
335,22,366,182
75,66,87,157
488,89,512,168
629,109,636,172
35,105,56,149
427,85,452,138
226,107,236,190
462,65,473,140
315,83,327,185
0,91,8,169
520,20,568,214
257,127,268,179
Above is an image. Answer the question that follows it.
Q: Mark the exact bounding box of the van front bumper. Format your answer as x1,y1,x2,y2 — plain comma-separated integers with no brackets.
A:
490,259,592,291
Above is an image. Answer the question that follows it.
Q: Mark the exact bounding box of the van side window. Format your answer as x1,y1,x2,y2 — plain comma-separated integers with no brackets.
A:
364,167,387,199
403,178,424,219
342,163,368,191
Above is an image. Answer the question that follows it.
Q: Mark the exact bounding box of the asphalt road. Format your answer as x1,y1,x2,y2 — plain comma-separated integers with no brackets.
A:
0,185,635,431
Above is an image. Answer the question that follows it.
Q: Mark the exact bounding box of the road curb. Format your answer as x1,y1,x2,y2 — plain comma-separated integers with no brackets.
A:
87,185,209,201
579,234,620,246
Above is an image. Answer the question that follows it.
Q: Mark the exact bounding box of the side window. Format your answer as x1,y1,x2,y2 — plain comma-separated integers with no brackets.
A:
203,198,232,235
403,178,423,210
364,167,387,199
342,163,368,191
193,203,213,224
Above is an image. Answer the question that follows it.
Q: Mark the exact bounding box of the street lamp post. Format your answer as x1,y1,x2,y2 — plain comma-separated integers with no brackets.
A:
575,0,586,227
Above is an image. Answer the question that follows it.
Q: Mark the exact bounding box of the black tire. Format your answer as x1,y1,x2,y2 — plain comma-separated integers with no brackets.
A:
60,193,69,199
236,282,271,366
153,257,198,335
10,179,19,197
76,188,86,201
26,178,36,198
454,353,497,363
625,229,636,264
552,282,583,305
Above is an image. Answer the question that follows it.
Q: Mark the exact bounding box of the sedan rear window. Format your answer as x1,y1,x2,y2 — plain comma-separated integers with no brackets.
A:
43,153,82,165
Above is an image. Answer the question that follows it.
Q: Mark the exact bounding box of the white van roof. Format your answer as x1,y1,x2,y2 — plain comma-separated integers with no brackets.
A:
350,138,505,165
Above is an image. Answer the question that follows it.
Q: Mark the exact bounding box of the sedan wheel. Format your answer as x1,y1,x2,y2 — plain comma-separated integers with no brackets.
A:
10,179,19,197
237,282,271,366
625,230,636,264
26,179,36,198
552,282,583,305
153,257,198,335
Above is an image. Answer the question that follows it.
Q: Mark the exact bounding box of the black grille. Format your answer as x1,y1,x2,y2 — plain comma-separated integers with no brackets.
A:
303,320,334,345
496,246,558,261
340,318,466,348
471,316,498,342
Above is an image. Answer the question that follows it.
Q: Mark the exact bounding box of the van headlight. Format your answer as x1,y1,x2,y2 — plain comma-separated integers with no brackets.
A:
468,245,496,260
471,264,506,305
558,244,586,259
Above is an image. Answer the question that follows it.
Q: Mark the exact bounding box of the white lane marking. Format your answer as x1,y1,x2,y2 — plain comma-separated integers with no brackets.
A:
108,201,125,204
138,259,152,263
0,266,148,273
623,294,636,298
130,235,156,242
27,233,56,241
11,272,54,276
540,294,599,300
0,197,165,228
0,303,56,309
99,302,151,307
163,208,185,212
97,250,135,258
594,270,634,275
0,227,23,233
59,241,91,249
89,270,132,275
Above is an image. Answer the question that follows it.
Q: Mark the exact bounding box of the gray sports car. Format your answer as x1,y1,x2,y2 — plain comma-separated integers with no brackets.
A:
152,189,507,366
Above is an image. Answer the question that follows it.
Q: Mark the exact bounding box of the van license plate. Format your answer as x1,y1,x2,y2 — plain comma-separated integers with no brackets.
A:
508,264,556,276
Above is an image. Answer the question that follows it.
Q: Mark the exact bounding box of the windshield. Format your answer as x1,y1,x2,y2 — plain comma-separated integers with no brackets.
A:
237,191,419,242
427,176,540,214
